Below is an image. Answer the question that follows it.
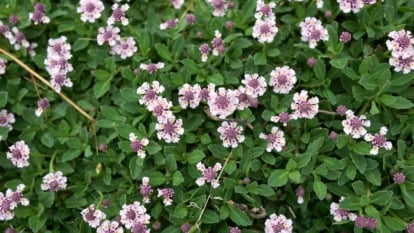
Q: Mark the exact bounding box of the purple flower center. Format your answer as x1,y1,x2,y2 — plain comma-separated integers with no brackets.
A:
103,31,114,40
9,192,23,203
272,222,285,233
0,25,10,34
163,122,176,135
38,98,50,109
34,3,46,12
203,167,217,182
310,29,321,40
199,44,210,54
259,5,272,17
121,42,129,50
398,56,414,66
260,24,271,34
112,8,124,20
15,32,25,42
32,11,44,23
0,115,7,125
85,3,96,13
298,101,312,113
52,43,63,54
397,35,411,49
349,117,362,129
215,96,230,109
248,79,259,89
372,134,386,147
184,91,195,102
132,222,148,233
237,93,249,103
12,149,22,159
147,64,158,74
153,104,164,116
49,180,60,192
161,188,174,199
199,89,210,100
140,185,153,196
212,38,223,48
267,133,279,144
126,209,136,220
277,75,288,85
278,112,290,124
130,140,143,152
212,0,226,8
85,208,97,221
224,127,238,140
54,74,66,85
144,90,156,101
1,198,11,211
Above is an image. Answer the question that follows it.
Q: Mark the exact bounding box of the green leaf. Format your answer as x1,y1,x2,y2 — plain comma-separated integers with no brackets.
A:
330,58,348,69
339,196,361,211
206,73,224,86
383,216,406,231
72,39,89,51
155,43,172,61
150,171,167,186
29,213,47,232
129,157,143,180
370,191,393,206
0,91,8,107
268,169,289,187
41,132,55,148
313,60,326,79
228,205,253,226
93,79,112,98
187,149,205,164
379,95,414,109
202,209,220,224
364,168,381,186
350,141,371,155
350,153,367,173
225,160,237,175
146,141,161,155
401,184,414,208
253,52,267,65
60,149,82,162
313,179,327,200
173,203,188,219
247,183,275,197
172,171,184,186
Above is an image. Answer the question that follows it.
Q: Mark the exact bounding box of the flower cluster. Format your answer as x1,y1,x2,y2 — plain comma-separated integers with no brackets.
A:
290,90,319,119
0,109,15,131
337,0,376,14
217,121,245,148
45,36,73,93
241,73,267,98
386,29,414,74
330,197,357,222
178,83,202,109
157,188,175,206
140,177,153,203
260,126,286,152
0,184,29,221
96,220,124,233
129,133,149,159
119,201,151,230
0,57,6,75
140,62,165,74
29,2,50,25
269,66,297,94
0,20,37,55
364,126,392,155
355,215,378,230
198,30,225,62
341,110,370,139
264,213,293,233
81,204,106,228
108,3,129,25
137,81,184,143
205,0,229,17
196,162,222,188
77,0,105,23
299,17,329,49
160,18,179,30
252,0,278,43
35,98,50,117
41,171,68,192
6,141,30,168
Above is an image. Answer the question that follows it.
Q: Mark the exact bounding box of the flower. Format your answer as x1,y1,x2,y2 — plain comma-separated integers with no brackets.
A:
241,73,267,97
137,81,165,105
178,83,202,109
259,127,286,152
386,29,414,58
330,197,357,222
389,52,414,74
339,31,352,43
217,121,245,148
140,177,153,203
393,172,405,184
181,223,191,233
119,201,151,230
6,141,30,168
295,186,304,204
146,96,173,119
171,0,185,9
199,43,211,62
205,0,228,17
364,127,392,155
155,116,184,143
46,36,72,59
97,25,121,46
29,3,50,25
9,27,30,50
35,98,50,117
229,226,241,233
50,74,73,93
97,220,124,233
336,105,347,115
110,37,137,59
207,87,239,119
196,162,222,188
129,133,149,159
270,112,290,126
299,17,329,49
186,14,196,25
0,57,7,75
342,110,371,139
264,213,293,233
81,204,106,228
290,90,319,119
77,0,105,23
255,0,276,19
157,188,175,206
355,216,377,230
41,171,67,192
139,62,164,74
252,18,278,44
108,3,129,25
160,18,179,30
211,30,225,56
269,66,297,94
235,87,255,110
407,222,414,233
0,184,29,221
0,109,15,130
337,0,365,13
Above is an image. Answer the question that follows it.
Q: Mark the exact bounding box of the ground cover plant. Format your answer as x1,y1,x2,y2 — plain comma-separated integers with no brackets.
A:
1,0,414,232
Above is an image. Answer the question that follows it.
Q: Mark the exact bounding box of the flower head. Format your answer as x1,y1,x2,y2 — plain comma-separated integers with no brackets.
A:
264,213,293,233
199,43,211,62
110,37,137,59
6,141,30,168
97,25,121,46
299,17,329,49
139,62,164,74
196,162,222,188
41,171,67,192
330,197,357,222
0,184,29,221
211,30,225,56
0,109,15,130
206,0,228,17
157,188,175,206
393,172,405,184
389,52,414,74
29,3,50,25
207,87,239,119
160,18,179,30
259,127,286,152
242,73,267,97
269,66,297,94
255,0,276,19
252,18,278,44
119,201,150,230
270,112,290,126
108,3,129,25
217,121,245,148
355,216,377,230
146,96,173,119
77,0,105,23
81,204,106,228
337,0,365,13
342,110,371,139
129,133,149,159
155,116,184,143
140,177,153,203
290,90,319,119
96,220,124,233
364,127,392,155
178,83,202,109
386,29,414,58
35,98,50,117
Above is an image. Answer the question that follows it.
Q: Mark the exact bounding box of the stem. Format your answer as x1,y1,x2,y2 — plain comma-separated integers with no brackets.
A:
96,191,104,208
49,152,57,173
0,47,95,123
190,151,233,233
358,101,370,115
318,109,337,116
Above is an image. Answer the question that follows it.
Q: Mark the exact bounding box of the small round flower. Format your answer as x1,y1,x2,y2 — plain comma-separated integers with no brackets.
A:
41,171,67,192
225,21,234,30
6,141,30,168
386,29,414,58
35,98,50,117
139,62,164,74
211,30,225,56
339,31,352,43
270,112,290,126
264,213,293,233
295,186,305,204
178,83,202,109
160,18,179,30
364,127,392,155
77,0,105,23
157,188,174,206
324,10,333,18
5,184,29,208
152,221,161,230
307,57,316,67
146,96,173,119
110,36,137,59
290,90,319,119
229,226,241,233
171,0,185,9
155,116,184,143
81,204,106,228
99,144,107,153
259,126,286,152
140,177,153,203
0,57,7,75
252,18,278,44
329,131,338,140
29,3,50,25
102,199,110,207
389,52,414,74
206,0,228,17
407,222,414,233
355,216,377,230
0,109,15,130
136,81,165,105
97,220,124,233
108,3,129,25
269,66,297,94
234,87,253,110
50,74,73,93
0,21,12,39
199,43,211,62
255,0,276,19
46,36,72,59
299,17,329,49
119,201,150,229
8,15,19,25
217,121,245,148
196,162,222,188
186,14,196,25
207,87,239,119
336,105,347,115
97,25,121,46
342,110,371,139
129,133,149,159
10,27,30,50
242,73,267,97
337,0,365,13
393,172,405,184
181,223,191,233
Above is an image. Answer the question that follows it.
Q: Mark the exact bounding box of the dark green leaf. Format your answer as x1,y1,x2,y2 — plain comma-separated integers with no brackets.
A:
370,191,393,206
313,179,327,200
202,209,220,224
379,95,414,109
0,91,8,107
330,58,348,69
268,169,289,187
228,205,253,226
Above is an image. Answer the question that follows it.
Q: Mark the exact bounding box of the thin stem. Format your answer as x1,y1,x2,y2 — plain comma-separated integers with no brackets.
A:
358,101,370,116
49,152,57,173
96,191,104,209
318,109,337,116
30,74,41,98
0,47,95,123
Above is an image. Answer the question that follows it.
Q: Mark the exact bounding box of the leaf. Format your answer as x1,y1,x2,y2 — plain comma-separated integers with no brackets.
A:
339,196,361,211
60,149,82,163
364,168,381,186
29,214,47,232
313,179,327,200
350,153,367,173
172,171,184,186
379,95,414,109
93,79,112,98
202,209,220,224
129,157,143,180
383,216,406,231
313,60,326,79
350,141,371,155
268,169,289,187
370,191,393,206
206,73,224,86
228,205,253,226
72,39,89,51
401,184,414,208
173,203,188,219
187,149,205,164
330,58,348,69
155,43,172,61
0,91,8,107
146,141,162,155
149,171,166,186
253,52,267,65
